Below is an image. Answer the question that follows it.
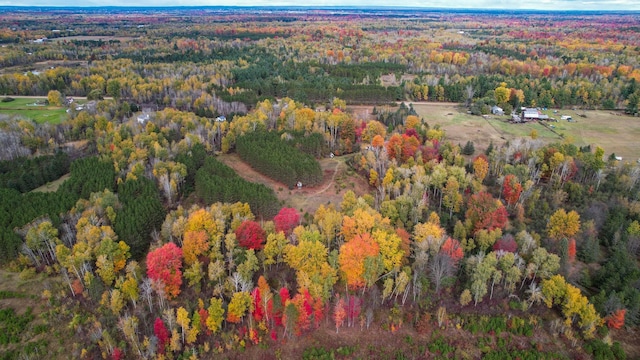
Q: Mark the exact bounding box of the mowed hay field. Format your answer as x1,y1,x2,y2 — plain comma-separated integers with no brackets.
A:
408,103,640,161
0,98,68,124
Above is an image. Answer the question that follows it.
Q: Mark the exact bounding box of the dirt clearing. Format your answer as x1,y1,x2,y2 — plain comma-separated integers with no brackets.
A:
216,154,370,217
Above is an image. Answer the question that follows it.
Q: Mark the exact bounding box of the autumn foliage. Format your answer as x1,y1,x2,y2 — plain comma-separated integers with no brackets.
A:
465,192,508,234
440,238,464,265
568,238,576,263
154,317,170,354
182,230,209,265
606,309,626,329
502,174,523,207
473,155,489,183
274,207,300,235
386,133,420,163
146,242,183,299
493,235,518,253
235,220,266,250
338,233,380,290
547,209,581,241
333,296,346,333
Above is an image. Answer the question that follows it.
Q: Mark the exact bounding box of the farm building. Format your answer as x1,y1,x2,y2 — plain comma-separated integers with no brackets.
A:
491,105,504,115
522,108,540,121
137,113,150,124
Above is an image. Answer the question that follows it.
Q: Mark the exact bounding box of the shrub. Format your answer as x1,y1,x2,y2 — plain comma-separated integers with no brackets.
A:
460,289,472,306
302,346,333,360
584,339,626,360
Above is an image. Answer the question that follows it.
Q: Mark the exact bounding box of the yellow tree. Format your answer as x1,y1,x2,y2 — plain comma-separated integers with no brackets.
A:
541,275,601,338
176,307,190,345
405,115,420,129
284,230,337,300
341,207,390,243
495,83,510,105
473,156,489,184
362,121,387,143
442,176,463,218
371,229,403,275
47,90,63,106
547,209,580,241
294,108,316,132
182,230,209,265
314,203,343,248
120,273,139,308
263,232,289,268
413,212,445,254
227,291,253,323
206,298,225,334
95,237,130,287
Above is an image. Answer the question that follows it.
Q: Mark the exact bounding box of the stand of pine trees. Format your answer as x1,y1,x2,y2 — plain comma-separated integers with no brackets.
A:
236,131,322,188
195,157,279,218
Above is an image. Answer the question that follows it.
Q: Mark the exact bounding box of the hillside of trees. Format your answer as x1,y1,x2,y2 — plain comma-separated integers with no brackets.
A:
0,7,639,360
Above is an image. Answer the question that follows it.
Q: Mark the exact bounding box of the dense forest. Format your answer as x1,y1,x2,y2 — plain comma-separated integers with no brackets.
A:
0,7,639,360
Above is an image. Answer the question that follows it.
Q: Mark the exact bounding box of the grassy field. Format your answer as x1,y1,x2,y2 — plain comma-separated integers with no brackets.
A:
31,174,70,193
408,103,640,161
0,98,68,124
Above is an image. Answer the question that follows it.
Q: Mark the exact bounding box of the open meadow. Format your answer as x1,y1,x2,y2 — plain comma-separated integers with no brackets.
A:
0,97,68,124
404,103,640,161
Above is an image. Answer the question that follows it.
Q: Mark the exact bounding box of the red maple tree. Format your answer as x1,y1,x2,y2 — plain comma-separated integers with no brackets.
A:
493,235,518,253
502,174,523,206
465,191,508,234
440,237,464,265
154,317,170,354
146,242,183,299
235,220,266,250
252,287,264,322
111,348,123,360
606,309,626,329
568,238,576,263
274,207,300,235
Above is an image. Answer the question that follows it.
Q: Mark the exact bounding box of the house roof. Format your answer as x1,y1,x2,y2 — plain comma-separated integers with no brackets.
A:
523,109,540,118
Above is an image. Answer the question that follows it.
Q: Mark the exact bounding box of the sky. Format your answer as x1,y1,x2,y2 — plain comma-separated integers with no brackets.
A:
1,0,640,10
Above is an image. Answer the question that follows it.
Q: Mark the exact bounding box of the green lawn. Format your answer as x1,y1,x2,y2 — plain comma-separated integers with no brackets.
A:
0,97,68,124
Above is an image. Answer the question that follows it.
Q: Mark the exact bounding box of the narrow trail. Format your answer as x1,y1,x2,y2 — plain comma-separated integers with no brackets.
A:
308,159,341,198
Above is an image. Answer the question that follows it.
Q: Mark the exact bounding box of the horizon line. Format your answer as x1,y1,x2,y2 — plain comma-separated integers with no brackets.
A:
1,5,640,12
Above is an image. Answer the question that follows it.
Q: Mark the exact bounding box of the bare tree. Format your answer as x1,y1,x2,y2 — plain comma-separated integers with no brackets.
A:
430,253,454,293
465,85,475,107
140,278,154,311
